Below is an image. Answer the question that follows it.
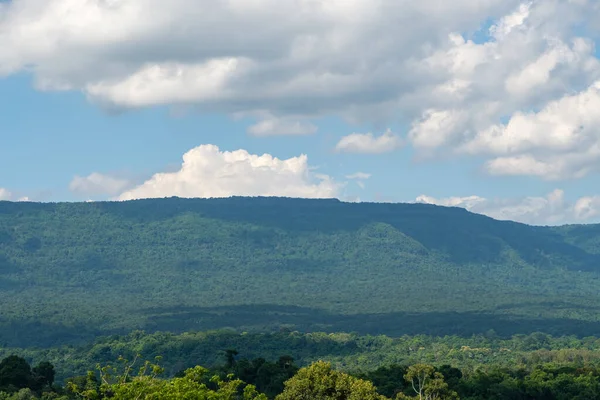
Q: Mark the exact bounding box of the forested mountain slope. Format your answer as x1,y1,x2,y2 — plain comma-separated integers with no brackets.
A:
1,197,600,347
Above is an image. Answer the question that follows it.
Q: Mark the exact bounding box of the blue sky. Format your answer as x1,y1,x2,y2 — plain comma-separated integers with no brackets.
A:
1,0,600,225
2,73,561,202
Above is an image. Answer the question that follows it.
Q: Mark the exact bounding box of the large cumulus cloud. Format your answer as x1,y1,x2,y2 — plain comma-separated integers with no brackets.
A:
117,144,342,200
2,0,600,180
0,1,517,118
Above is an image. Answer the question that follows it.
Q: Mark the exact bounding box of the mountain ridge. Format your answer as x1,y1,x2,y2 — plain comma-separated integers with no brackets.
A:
1,196,600,347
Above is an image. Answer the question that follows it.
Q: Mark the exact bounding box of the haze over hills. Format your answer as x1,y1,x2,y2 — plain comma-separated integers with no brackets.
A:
1,197,600,348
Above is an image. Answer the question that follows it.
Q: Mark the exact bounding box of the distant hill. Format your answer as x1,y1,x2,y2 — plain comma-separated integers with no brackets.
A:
1,197,600,348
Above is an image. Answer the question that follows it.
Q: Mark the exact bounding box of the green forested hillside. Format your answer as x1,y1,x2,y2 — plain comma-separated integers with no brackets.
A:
1,197,600,347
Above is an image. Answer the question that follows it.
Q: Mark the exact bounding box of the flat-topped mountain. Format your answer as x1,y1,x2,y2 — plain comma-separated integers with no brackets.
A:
1,197,600,347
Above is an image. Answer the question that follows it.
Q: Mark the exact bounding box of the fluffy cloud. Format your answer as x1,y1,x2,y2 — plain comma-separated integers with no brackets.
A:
117,145,341,200
70,173,132,198
1,1,600,178
0,0,518,104
335,129,402,154
574,196,600,221
464,81,600,180
409,109,468,149
406,1,600,177
0,0,520,119
417,189,600,225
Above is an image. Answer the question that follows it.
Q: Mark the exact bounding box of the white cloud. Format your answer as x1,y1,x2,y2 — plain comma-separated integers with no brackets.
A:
0,188,30,202
504,41,574,96
409,109,469,149
489,2,532,40
0,0,520,118
574,196,600,220
416,194,487,210
86,58,247,108
70,173,132,197
1,1,600,180
345,172,371,189
247,116,317,136
335,129,402,154
466,81,600,180
405,1,600,177
0,188,12,201
117,144,341,200
345,172,371,180
417,189,600,225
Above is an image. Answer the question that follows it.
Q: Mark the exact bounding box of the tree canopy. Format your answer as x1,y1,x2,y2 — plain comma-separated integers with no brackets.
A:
1,197,600,347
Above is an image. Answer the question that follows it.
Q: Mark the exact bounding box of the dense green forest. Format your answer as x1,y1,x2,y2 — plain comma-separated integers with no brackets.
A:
1,197,600,347
6,330,600,385
3,197,600,398
4,330,600,399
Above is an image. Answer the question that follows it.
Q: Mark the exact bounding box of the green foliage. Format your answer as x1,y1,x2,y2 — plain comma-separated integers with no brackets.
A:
0,357,62,400
359,365,409,398
459,364,600,400
2,198,600,347
0,388,38,400
31,363,55,392
276,361,387,400
0,356,33,392
9,330,600,386
211,354,299,398
398,364,458,400
66,356,267,400
8,349,600,399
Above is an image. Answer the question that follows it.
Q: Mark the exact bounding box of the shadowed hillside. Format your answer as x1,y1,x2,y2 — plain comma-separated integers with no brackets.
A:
1,197,600,347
